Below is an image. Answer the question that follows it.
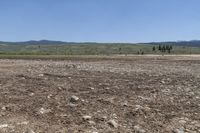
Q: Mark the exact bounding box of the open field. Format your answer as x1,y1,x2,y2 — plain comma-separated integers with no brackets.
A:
0,56,200,132
1,43,200,55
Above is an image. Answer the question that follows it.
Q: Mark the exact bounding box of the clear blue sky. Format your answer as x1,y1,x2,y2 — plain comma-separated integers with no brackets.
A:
0,0,200,43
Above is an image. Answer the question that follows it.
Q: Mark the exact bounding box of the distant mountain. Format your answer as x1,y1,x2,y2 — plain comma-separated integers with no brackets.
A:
0,40,200,47
0,40,68,45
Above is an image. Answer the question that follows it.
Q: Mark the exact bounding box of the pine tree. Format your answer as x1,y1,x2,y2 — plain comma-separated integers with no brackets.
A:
152,46,156,51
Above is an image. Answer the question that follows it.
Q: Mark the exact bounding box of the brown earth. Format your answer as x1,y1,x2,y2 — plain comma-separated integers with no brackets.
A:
0,56,199,133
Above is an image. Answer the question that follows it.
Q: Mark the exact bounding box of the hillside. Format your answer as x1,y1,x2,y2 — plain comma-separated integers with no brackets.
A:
0,40,200,47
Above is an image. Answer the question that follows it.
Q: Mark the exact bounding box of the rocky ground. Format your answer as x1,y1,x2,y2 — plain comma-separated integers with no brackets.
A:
0,56,199,133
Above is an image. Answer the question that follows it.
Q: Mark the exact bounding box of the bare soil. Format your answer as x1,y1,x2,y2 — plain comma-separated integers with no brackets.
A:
0,56,200,133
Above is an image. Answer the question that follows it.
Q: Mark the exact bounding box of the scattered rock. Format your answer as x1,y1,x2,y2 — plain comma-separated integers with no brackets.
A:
47,94,53,99
83,115,92,121
24,128,35,133
179,120,187,125
88,121,96,125
17,121,29,125
38,74,44,77
70,95,79,103
0,124,8,129
68,103,77,108
2,106,8,110
29,93,35,96
173,128,184,133
161,80,165,84
134,125,146,133
135,105,143,110
38,108,51,114
89,87,95,90
121,101,128,106
108,119,118,128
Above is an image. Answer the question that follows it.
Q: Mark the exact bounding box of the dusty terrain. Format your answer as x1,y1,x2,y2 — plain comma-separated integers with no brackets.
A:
0,56,200,133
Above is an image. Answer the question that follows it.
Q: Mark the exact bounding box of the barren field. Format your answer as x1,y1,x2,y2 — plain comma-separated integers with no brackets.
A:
0,56,200,133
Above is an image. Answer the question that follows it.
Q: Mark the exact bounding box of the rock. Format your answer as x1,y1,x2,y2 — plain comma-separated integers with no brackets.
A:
185,88,191,92
2,106,7,110
135,105,143,110
89,87,95,90
24,128,35,133
121,101,128,106
38,74,44,77
70,95,79,102
134,125,146,133
108,119,118,128
47,94,53,99
173,128,184,133
161,80,165,84
88,120,96,125
179,120,187,125
29,93,35,96
0,124,8,129
68,103,77,108
38,108,51,114
83,115,92,121
17,121,29,125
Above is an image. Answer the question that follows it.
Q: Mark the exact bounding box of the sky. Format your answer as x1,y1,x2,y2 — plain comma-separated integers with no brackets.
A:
0,0,200,43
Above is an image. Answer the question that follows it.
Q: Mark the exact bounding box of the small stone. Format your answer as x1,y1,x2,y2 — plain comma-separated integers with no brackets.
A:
38,108,51,114
173,128,184,133
68,103,77,107
38,74,44,77
179,120,187,125
143,106,151,112
17,121,29,125
2,106,7,110
24,128,35,133
134,125,146,133
108,119,118,128
89,87,95,90
70,95,79,102
83,115,92,121
0,124,8,129
161,80,165,84
47,94,53,99
121,101,128,106
29,93,35,96
88,121,96,125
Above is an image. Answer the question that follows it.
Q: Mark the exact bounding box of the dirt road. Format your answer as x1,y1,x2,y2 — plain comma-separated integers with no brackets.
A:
0,56,199,133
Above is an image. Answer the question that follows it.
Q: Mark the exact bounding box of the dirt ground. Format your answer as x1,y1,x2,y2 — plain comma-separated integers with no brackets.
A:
0,56,200,133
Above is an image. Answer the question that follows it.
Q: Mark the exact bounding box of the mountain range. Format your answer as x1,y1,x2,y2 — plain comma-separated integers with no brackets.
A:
0,40,200,47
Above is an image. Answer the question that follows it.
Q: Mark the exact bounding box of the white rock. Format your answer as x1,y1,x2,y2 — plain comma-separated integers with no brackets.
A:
179,120,187,125
88,121,96,125
108,119,118,128
83,115,92,121
173,128,184,133
70,95,79,102
38,74,44,77
134,125,146,133
68,103,77,107
0,124,8,129
89,87,95,90
38,108,51,114
24,128,35,133
161,80,165,84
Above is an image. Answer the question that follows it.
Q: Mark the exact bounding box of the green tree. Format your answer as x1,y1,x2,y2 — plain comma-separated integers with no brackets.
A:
162,45,166,52
158,45,161,51
119,47,122,54
152,46,156,51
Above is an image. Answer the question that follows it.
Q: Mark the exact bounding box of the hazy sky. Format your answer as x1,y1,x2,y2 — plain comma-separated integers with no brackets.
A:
0,0,200,42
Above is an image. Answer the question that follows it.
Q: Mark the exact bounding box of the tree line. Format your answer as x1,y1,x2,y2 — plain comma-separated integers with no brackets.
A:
153,45,173,53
